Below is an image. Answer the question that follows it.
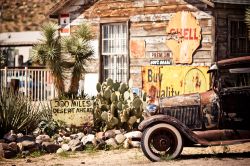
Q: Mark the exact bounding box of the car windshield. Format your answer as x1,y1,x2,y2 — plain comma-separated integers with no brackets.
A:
220,68,250,88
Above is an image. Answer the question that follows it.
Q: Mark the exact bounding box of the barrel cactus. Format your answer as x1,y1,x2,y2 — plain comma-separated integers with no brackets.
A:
92,78,146,131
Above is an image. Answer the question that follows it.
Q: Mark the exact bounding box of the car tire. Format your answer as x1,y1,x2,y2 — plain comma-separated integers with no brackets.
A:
141,123,183,161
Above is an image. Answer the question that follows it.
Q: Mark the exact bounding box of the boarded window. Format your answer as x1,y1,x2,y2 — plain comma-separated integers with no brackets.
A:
229,19,250,56
101,23,128,83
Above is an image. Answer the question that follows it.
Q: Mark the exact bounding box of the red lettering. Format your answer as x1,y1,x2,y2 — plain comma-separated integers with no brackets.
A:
184,28,189,40
176,29,182,38
194,28,198,40
189,28,193,40
170,28,175,33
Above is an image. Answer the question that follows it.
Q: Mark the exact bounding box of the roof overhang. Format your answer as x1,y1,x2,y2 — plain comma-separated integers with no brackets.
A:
213,0,250,5
47,0,75,18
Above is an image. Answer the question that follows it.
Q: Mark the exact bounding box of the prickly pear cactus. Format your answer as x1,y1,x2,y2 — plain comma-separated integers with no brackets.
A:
93,78,147,132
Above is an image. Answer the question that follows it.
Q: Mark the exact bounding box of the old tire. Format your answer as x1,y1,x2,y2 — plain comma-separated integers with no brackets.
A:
141,123,183,161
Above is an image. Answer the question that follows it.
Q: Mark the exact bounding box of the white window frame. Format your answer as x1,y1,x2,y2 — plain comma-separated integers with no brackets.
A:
101,22,129,83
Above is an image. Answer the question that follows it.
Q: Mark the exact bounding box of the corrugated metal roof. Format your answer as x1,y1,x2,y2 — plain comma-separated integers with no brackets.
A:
0,31,43,46
213,0,250,4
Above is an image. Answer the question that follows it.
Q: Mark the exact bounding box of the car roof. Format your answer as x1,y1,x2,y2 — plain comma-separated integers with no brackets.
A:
217,56,250,69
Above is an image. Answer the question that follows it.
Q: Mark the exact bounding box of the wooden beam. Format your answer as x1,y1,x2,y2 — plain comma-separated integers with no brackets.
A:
200,0,215,7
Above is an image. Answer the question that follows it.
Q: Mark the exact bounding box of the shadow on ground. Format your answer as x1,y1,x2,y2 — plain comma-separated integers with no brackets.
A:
179,152,250,160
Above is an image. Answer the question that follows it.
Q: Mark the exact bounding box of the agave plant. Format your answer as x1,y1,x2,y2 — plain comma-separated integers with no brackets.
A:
62,24,94,96
0,88,47,137
32,22,65,96
246,7,250,39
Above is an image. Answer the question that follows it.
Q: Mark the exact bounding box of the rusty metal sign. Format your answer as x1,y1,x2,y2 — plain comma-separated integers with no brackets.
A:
142,66,210,103
130,39,145,58
51,99,93,126
166,11,201,64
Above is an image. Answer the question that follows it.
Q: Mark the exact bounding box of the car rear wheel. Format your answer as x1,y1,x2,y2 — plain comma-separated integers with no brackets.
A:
141,123,183,161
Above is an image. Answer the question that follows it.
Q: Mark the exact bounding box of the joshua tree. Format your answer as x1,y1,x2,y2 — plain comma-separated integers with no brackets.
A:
63,24,93,96
246,7,250,39
33,22,93,97
32,23,65,96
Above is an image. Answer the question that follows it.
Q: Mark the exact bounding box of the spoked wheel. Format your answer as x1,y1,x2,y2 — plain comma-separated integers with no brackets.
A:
141,123,183,161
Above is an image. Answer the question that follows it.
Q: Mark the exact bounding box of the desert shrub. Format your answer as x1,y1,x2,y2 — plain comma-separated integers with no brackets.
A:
0,88,48,137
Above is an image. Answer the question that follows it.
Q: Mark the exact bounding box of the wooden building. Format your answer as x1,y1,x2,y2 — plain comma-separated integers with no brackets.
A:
48,0,250,99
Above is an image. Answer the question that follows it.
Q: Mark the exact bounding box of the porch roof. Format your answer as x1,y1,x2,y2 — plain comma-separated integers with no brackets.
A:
0,31,42,46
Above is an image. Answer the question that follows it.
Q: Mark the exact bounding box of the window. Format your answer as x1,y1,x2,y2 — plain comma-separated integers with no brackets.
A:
101,23,128,83
228,19,250,56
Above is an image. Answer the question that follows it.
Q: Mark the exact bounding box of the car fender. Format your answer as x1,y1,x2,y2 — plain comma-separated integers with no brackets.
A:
139,114,201,144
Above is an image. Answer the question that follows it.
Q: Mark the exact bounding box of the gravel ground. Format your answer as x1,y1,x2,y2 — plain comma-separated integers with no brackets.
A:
1,142,250,166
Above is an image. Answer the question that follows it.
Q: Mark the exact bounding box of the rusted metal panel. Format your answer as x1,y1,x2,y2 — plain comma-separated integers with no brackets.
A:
142,66,161,104
200,90,217,105
130,39,145,58
142,66,210,103
160,93,201,107
166,11,202,64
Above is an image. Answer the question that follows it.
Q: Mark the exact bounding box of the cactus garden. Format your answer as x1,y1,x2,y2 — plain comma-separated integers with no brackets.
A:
93,78,147,132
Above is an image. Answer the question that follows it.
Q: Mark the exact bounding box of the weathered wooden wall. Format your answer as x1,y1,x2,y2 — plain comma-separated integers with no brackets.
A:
64,0,215,89
214,4,248,61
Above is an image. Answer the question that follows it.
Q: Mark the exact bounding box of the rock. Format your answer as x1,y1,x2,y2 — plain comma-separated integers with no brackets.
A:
71,145,83,151
115,134,126,144
70,134,78,139
21,140,36,150
17,135,35,143
114,129,123,135
68,139,81,147
105,138,118,148
130,141,140,148
0,143,17,159
76,132,85,140
123,138,132,149
56,148,64,154
95,132,104,140
104,130,116,139
61,144,70,151
124,131,142,140
57,137,64,143
4,130,17,142
33,128,41,136
36,135,50,144
81,134,95,145
62,136,71,143
8,142,18,152
42,142,60,153
17,142,24,151
17,133,24,138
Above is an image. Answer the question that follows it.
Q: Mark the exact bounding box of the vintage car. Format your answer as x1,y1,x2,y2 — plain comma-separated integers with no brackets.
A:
139,56,250,161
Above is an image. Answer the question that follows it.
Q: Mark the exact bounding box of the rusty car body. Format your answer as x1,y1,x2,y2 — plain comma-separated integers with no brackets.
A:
139,56,250,161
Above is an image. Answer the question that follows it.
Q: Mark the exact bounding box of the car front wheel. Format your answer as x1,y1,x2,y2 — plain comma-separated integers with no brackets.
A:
141,123,183,161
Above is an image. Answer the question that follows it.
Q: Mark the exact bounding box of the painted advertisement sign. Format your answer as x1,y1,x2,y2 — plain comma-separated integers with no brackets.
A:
142,66,210,104
166,11,201,64
60,14,70,36
51,99,93,126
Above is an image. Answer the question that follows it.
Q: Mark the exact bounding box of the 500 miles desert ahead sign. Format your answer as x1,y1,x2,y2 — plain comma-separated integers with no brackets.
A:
51,100,93,126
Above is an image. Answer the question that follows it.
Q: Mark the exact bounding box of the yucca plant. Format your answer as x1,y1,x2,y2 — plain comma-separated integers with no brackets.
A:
0,51,5,68
246,7,250,39
0,88,46,137
32,22,65,96
62,24,94,96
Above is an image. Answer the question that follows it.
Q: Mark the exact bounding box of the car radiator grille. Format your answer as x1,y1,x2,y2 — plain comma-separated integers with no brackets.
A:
161,106,201,129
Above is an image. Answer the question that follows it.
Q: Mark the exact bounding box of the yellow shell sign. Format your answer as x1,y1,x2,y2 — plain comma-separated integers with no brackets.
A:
166,11,201,64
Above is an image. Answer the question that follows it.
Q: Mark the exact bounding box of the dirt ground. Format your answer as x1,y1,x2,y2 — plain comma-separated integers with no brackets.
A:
1,143,250,166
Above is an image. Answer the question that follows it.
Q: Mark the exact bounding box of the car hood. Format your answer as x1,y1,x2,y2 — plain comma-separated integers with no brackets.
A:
159,90,217,108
